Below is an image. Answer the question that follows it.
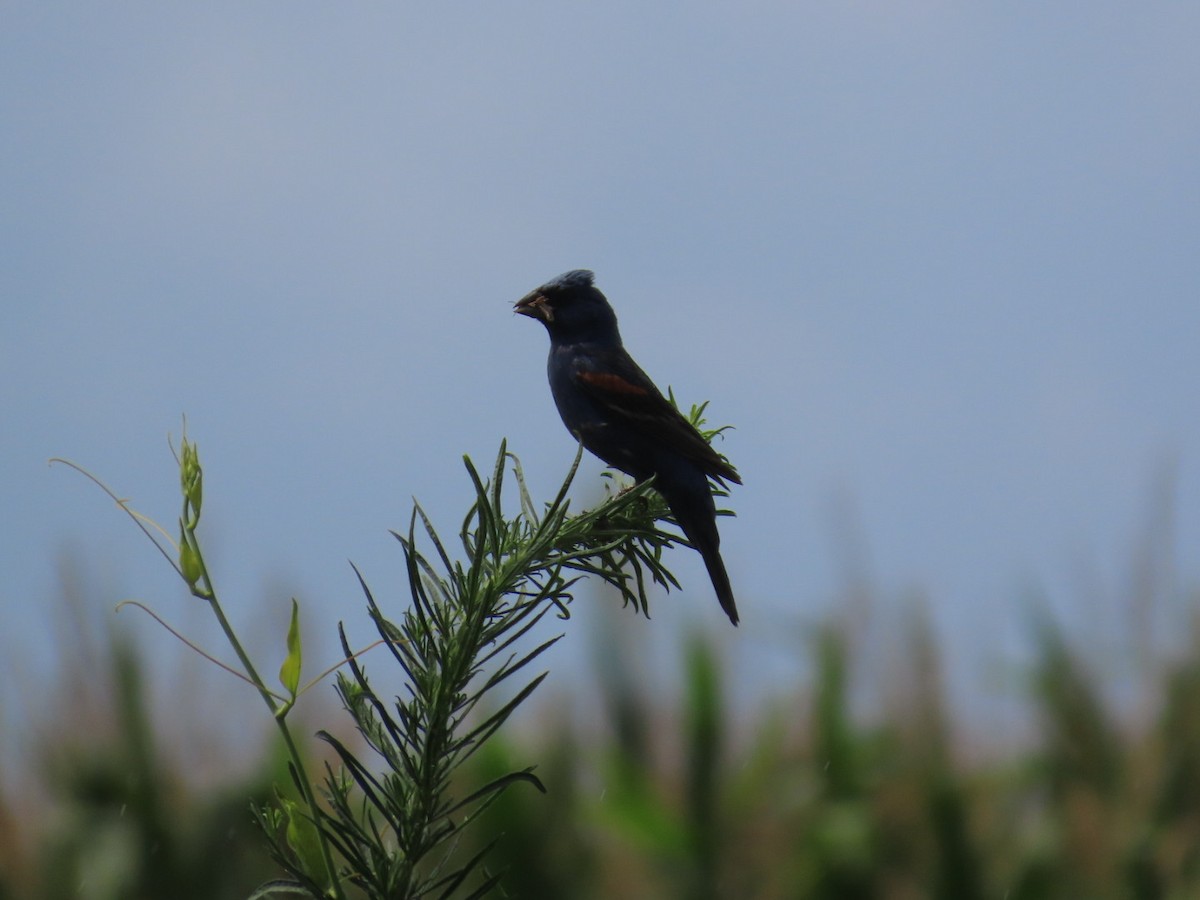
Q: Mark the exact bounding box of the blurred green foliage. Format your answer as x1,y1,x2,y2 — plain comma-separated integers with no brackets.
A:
0,631,283,899
5,575,1200,898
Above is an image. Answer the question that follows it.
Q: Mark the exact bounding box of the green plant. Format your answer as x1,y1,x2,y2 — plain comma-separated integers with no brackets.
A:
55,403,736,899
263,442,691,898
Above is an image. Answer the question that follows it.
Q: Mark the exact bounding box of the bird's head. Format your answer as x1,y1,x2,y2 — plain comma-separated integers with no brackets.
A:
514,269,621,344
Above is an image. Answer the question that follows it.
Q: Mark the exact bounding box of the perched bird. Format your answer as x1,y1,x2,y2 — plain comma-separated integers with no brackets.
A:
514,269,742,625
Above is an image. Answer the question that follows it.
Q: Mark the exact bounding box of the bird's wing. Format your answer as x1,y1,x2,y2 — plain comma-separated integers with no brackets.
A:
574,352,742,485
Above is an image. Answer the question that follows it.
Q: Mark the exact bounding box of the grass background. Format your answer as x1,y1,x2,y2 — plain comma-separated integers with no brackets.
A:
3,495,1196,900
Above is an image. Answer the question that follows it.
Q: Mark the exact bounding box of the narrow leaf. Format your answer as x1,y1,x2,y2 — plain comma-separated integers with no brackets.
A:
278,598,302,698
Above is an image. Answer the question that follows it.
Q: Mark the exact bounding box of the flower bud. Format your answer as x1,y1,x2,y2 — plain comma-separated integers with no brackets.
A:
180,532,202,588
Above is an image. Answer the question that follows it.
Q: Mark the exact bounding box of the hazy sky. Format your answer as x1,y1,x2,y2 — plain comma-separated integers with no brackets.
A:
3,4,1198,731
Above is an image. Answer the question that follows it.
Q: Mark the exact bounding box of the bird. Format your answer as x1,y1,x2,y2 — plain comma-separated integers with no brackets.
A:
514,269,742,625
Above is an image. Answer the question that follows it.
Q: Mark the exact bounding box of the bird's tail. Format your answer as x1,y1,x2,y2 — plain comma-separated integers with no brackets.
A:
698,536,740,626
662,481,740,626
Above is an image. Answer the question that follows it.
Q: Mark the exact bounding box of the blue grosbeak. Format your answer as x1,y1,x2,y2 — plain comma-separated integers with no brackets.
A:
515,269,742,625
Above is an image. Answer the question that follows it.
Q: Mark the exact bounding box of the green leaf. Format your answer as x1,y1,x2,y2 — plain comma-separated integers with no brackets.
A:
281,796,333,892
279,598,302,698
246,880,313,899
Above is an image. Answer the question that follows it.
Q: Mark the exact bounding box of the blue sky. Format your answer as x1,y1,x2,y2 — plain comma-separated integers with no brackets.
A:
3,4,1198,736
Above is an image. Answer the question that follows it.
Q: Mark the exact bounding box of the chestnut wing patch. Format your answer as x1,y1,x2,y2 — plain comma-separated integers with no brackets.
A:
576,370,651,396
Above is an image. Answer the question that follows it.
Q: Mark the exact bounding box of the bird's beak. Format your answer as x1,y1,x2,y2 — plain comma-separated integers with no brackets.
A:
513,291,553,322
